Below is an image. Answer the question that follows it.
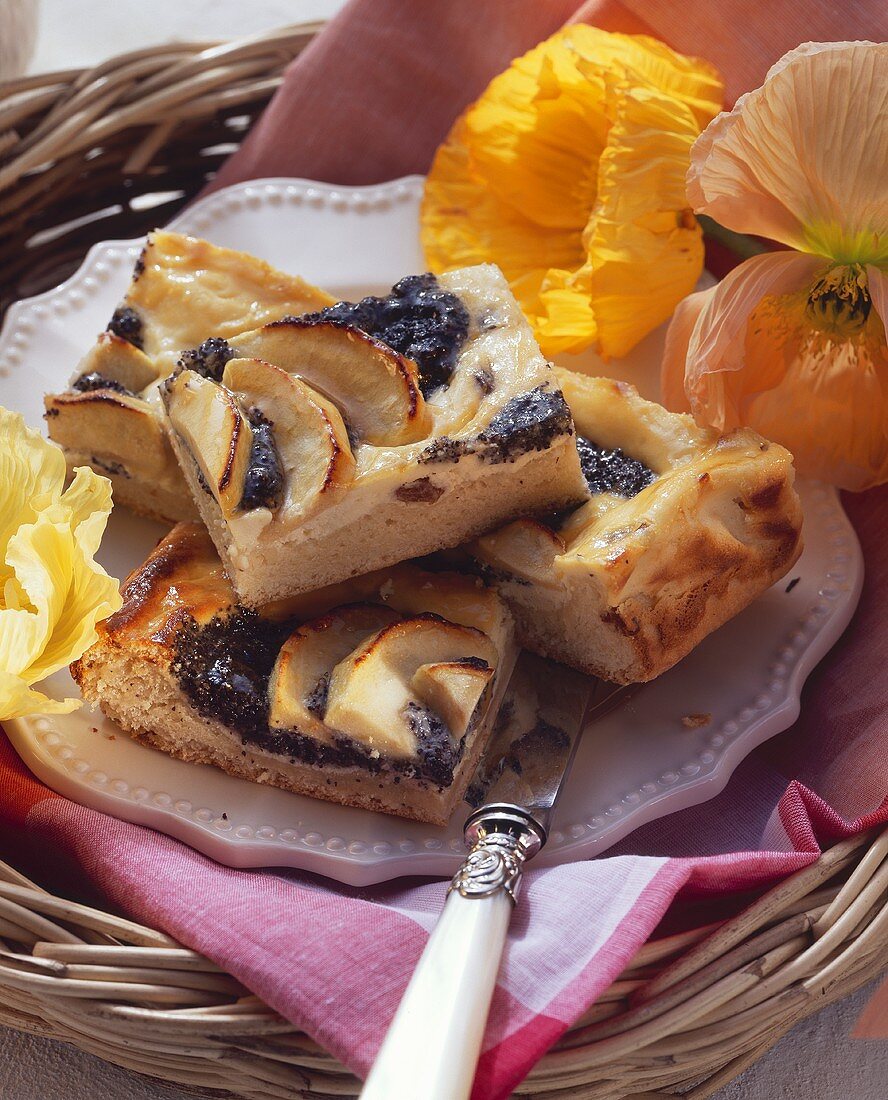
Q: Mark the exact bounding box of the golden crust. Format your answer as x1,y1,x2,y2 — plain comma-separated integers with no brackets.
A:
124,230,334,365
470,371,804,684
92,523,237,648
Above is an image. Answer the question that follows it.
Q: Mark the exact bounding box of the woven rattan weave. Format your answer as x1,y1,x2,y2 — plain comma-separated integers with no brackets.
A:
1,828,886,1099
0,24,886,1100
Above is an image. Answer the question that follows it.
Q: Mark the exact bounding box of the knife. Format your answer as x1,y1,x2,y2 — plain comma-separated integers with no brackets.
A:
360,652,629,1100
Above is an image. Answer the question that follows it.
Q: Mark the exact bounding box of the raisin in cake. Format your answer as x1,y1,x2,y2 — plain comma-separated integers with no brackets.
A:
160,264,587,605
44,231,332,523
469,370,803,684
72,523,516,825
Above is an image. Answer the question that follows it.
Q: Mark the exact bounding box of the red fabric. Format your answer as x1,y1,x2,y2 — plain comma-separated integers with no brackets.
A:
209,0,886,194
4,2,888,1093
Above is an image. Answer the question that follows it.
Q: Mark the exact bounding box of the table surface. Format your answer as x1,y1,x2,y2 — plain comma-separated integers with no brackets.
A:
2,1,886,1097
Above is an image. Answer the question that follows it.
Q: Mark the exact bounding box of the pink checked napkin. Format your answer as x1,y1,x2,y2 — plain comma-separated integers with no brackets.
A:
3,3,887,1096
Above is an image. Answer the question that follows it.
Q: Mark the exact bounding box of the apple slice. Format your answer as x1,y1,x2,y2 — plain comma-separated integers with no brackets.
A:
222,357,355,515
163,369,253,518
411,659,494,739
268,602,402,741
471,518,566,588
372,568,507,641
70,332,161,395
229,320,429,446
324,616,498,757
44,388,174,481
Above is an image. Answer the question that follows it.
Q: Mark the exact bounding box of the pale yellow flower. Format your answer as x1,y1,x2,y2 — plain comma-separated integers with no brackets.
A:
421,25,723,358
0,408,121,719
662,42,888,490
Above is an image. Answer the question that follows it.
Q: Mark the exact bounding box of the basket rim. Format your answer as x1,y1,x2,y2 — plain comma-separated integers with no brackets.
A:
0,823,885,1099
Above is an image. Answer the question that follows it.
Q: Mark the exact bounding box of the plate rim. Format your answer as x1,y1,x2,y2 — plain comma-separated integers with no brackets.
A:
1,176,865,886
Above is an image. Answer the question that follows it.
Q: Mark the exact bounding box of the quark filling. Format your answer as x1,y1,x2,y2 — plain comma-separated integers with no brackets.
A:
420,386,574,465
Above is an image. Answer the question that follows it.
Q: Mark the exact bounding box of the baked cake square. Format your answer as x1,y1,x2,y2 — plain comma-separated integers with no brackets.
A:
469,370,804,684
72,523,517,825
160,264,587,605
44,231,333,523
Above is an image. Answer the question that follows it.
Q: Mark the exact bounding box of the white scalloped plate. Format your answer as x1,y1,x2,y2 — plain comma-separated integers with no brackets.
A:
2,177,863,886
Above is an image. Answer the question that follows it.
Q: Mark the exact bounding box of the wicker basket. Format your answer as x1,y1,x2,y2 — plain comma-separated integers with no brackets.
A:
0,24,886,1100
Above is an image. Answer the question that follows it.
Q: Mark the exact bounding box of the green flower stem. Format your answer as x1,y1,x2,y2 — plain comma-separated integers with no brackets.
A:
697,215,772,261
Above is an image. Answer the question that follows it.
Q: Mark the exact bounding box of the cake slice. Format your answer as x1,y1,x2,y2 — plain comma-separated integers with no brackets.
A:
469,370,804,684
160,265,588,605
72,523,517,825
44,231,333,522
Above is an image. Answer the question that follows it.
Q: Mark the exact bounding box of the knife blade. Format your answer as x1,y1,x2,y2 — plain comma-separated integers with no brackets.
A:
464,651,629,830
360,652,632,1100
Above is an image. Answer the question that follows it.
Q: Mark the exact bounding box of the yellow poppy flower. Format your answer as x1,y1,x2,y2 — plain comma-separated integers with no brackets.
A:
0,408,121,719
662,42,888,490
421,26,724,358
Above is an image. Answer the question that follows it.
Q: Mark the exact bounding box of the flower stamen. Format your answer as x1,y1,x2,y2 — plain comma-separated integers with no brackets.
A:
805,264,871,337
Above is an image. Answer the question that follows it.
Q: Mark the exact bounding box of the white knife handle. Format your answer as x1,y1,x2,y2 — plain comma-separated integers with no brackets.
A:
360,805,546,1100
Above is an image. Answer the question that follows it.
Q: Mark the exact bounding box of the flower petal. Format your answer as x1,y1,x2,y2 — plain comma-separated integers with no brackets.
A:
0,408,120,720
739,295,888,490
568,27,723,131
661,286,712,412
661,250,824,423
17,520,119,683
60,464,115,557
866,263,888,331
422,27,723,358
663,252,888,489
464,37,605,232
0,409,67,593
1,518,72,678
533,269,599,356
421,120,584,279
580,83,706,358
688,42,888,259
0,670,79,720
421,116,586,348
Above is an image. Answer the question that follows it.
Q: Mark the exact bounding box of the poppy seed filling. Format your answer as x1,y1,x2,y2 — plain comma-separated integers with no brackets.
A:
106,306,144,349
297,272,470,396
419,386,573,465
575,434,656,497
479,387,574,461
405,702,459,787
171,609,286,739
178,337,235,381
72,372,134,396
171,609,467,788
239,407,285,512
